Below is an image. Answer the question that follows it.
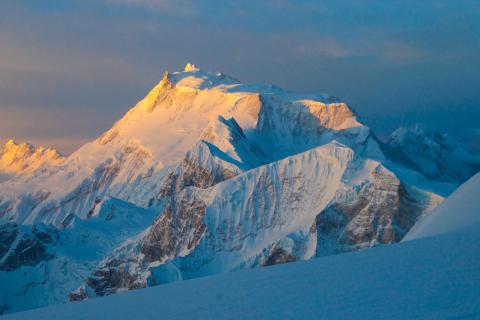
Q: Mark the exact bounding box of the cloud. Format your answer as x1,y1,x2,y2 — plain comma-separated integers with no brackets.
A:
294,39,351,58
367,41,425,63
105,0,195,15
0,104,117,154
293,37,424,64
0,23,153,82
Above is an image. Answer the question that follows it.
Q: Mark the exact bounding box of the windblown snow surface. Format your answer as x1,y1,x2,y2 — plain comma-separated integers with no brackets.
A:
4,174,480,319
403,172,480,241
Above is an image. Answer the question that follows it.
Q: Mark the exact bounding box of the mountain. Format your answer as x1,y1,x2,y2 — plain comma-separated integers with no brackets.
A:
4,200,480,320
403,172,480,241
384,123,480,185
0,140,64,182
0,64,470,314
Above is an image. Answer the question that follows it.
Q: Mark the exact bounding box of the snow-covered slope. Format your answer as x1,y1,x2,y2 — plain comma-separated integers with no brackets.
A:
0,198,159,313
4,219,480,320
0,140,64,182
0,64,469,314
403,172,480,241
385,123,480,185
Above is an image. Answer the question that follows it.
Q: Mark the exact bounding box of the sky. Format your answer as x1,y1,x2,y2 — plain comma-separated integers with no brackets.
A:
0,0,479,154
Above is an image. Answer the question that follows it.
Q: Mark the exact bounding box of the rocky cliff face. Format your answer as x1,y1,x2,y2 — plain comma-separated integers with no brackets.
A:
75,142,354,297
315,162,436,256
0,65,470,314
0,223,57,272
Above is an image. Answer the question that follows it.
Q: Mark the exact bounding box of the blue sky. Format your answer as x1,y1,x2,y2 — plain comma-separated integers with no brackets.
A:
1,0,479,153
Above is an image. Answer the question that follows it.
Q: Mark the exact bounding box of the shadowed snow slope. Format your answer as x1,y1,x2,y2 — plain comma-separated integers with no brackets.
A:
385,124,480,185
4,223,480,320
403,172,480,241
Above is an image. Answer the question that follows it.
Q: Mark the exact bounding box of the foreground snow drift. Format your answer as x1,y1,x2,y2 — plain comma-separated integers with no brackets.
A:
4,223,479,320
404,172,480,241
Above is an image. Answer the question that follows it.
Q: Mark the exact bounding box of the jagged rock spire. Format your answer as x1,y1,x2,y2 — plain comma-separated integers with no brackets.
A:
159,70,173,90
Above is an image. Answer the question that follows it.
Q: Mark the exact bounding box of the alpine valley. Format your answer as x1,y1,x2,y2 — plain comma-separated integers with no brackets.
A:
1,64,478,314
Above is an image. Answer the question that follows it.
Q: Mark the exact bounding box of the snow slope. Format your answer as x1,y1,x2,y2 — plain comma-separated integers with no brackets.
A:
0,198,159,313
4,220,479,319
403,172,480,241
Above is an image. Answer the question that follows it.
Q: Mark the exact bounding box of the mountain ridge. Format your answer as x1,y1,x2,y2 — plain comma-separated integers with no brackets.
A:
0,140,65,183
385,123,480,184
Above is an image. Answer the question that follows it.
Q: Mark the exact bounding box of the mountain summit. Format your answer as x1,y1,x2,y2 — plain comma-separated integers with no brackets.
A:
0,65,474,314
184,63,199,72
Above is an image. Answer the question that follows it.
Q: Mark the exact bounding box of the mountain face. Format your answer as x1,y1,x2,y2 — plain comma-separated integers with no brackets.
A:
0,140,64,183
7,209,480,320
384,124,480,185
0,64,471,314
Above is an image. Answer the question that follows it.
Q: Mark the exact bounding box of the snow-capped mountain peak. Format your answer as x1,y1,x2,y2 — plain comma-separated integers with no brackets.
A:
390,123,459,151
85,65,370,169
0,65,471,314
184,63,199,72
385,123,480,184
0,66,375,226
0,139,65,182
